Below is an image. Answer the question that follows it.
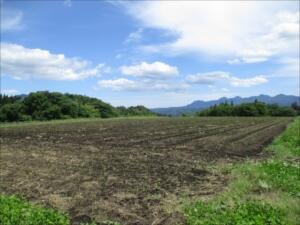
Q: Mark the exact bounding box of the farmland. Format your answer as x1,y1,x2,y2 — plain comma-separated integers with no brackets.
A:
0,117,293,224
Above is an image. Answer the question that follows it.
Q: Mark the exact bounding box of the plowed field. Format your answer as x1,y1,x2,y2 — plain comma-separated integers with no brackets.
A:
0,117,292,225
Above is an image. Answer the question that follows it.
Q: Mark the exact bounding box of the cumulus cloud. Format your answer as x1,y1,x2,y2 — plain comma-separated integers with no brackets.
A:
122,1,299,63
98,78,188,92
230,11,299,64
120,61,178,79
187,71,268,87
1,8,23,31
0,43,110,80
230,76,268,87
98,78,141,91
98,61,182,92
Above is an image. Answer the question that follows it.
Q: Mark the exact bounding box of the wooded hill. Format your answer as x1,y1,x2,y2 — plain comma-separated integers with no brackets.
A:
0,91,155,122
197,100,299,117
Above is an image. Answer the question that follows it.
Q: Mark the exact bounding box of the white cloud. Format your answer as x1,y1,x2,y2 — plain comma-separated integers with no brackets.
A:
227,59,241,65
187,71,231,84
122,2,299,63
125,28,143,44
187,71,268,87
98,78,141,91
274,11,299,38
99,61,182,92
1,8,23,31
98,78,188,92
230,76,268,87
230,11,299,64
120,61,178,79
0,43,109,80
152,82,189,92
1,89,18,96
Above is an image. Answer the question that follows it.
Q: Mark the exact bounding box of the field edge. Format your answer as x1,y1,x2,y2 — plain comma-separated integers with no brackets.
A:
183,117,300,225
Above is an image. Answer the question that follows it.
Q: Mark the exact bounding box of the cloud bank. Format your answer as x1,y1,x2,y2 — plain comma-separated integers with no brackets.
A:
123,1,299,64
187,71,268,87
1,43,109,80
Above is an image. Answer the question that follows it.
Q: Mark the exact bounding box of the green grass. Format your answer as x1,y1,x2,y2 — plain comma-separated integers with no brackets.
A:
0,195,69,225
256,160,300,196
0,195,101,225
271,118,300,157
185,118,300,225
185,200,288,225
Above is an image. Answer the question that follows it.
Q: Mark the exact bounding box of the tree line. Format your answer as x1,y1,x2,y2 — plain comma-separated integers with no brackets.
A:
0,91,155,122
197,100,300,117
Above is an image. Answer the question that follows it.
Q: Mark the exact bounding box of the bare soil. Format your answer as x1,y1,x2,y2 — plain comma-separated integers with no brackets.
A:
0,117,292,224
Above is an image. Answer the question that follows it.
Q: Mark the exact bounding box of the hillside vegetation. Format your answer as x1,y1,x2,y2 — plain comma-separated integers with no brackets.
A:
197,100,299,117
0,91,155,122
152,94,299,116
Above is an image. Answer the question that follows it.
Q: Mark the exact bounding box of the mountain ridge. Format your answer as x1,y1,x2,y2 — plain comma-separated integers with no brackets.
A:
151,94,299,116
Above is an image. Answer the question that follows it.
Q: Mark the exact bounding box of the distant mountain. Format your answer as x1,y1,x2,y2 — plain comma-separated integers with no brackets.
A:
151,94,299,116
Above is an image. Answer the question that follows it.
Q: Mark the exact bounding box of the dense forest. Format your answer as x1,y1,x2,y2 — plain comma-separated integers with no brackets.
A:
197,100,300,117
0,91,155,122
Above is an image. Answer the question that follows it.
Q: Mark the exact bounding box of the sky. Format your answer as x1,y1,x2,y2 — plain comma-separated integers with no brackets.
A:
0,0,299,108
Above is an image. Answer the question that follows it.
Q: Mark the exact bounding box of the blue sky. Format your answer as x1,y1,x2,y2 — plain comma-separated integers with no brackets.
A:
1,0,299,107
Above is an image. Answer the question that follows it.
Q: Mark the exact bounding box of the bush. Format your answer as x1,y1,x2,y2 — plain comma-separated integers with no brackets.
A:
0,103,25,122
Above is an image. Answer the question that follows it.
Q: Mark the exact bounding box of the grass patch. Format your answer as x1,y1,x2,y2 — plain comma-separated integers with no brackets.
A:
185,118,300,225
272,118,300,157
256,160,300,196
0,195,69,225
0,195,101,225
185,200,288,225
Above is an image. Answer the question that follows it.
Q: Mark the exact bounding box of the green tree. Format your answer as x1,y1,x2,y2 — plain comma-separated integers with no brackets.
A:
0,103,27,122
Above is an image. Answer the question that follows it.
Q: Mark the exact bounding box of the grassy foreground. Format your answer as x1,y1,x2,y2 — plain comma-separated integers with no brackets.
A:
0,118,299,225
0,195,70,225
184,118,300,225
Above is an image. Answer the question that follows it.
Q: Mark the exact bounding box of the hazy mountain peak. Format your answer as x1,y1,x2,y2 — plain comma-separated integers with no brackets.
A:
151,94,299,116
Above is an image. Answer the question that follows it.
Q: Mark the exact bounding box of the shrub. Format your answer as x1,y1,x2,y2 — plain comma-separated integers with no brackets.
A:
0,103,25,122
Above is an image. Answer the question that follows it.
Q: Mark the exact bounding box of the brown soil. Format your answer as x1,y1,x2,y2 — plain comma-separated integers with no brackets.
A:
0,117,291,224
